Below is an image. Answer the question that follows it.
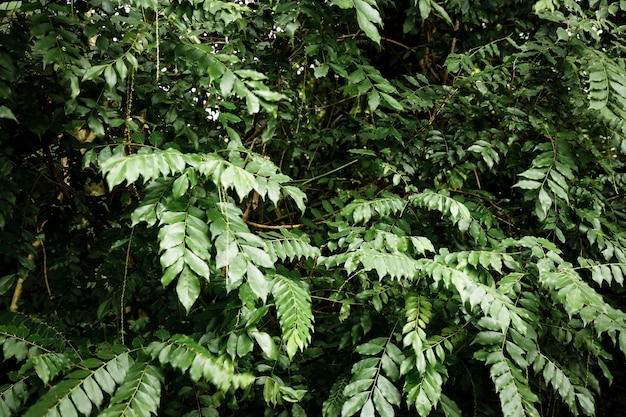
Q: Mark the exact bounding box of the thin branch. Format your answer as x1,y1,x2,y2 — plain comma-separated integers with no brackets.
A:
296,159,359,185
245,220,304,230
120,227,135,345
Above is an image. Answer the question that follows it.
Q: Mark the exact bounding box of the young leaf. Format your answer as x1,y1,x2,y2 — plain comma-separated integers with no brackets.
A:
272,274,314,359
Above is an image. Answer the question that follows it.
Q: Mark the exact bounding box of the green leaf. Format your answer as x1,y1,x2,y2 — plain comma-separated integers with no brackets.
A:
172,174,189,199
147,335,254,391
0,106,18,122
430,0,453,25
513,180,542,190
246,262,270,302
354,0,382,44
104,65,117,89
473,331,504,345
249,330,279,360
99,148,187,188
176,267,201,313
30,353,71,385
283,185,307,213
536,188,552,220
220,165,256,200
272,275,314,359
220,70,235,96
115,59,128,81
242,244,274,268
234,69,268,80
184,249,210,278
0,275,15,295
22,352,132,417
360,399,375,417
315,63,330,78
99,361,163,417
82,64,106,81
70,388,92,416
484,351,539,417
440,394,462,417
227,252,248,291
376,375,400,405
331,0,353,8
418,0,432,21
576,391,595,416
356,340,385,355
0,379,29,415
88,115,105,139
236,333,254,357
380,92,403,111
342,195,406,224
373,389,394,416
254,89,287,102
245,91,260,114
341,391,369,417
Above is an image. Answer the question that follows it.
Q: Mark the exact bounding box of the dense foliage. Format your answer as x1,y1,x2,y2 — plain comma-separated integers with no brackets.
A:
3,0,626,416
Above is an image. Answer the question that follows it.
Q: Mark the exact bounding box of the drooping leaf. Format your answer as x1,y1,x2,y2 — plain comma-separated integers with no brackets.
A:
272,274,314,359
147,335,254,392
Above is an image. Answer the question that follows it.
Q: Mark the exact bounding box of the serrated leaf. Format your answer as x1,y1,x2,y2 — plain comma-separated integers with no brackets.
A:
315,63,330,78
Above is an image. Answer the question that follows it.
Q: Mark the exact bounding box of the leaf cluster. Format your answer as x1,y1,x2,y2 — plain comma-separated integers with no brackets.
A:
3,0,626,416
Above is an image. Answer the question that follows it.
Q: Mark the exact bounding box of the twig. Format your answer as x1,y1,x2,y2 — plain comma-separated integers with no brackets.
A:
297,159,359,185
381,37,415,51
9,278,25,312
120,227,135,345
245,220,304,230
37,240,52,299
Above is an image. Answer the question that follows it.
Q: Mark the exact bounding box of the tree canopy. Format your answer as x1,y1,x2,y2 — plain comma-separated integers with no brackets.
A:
2,0,626,416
